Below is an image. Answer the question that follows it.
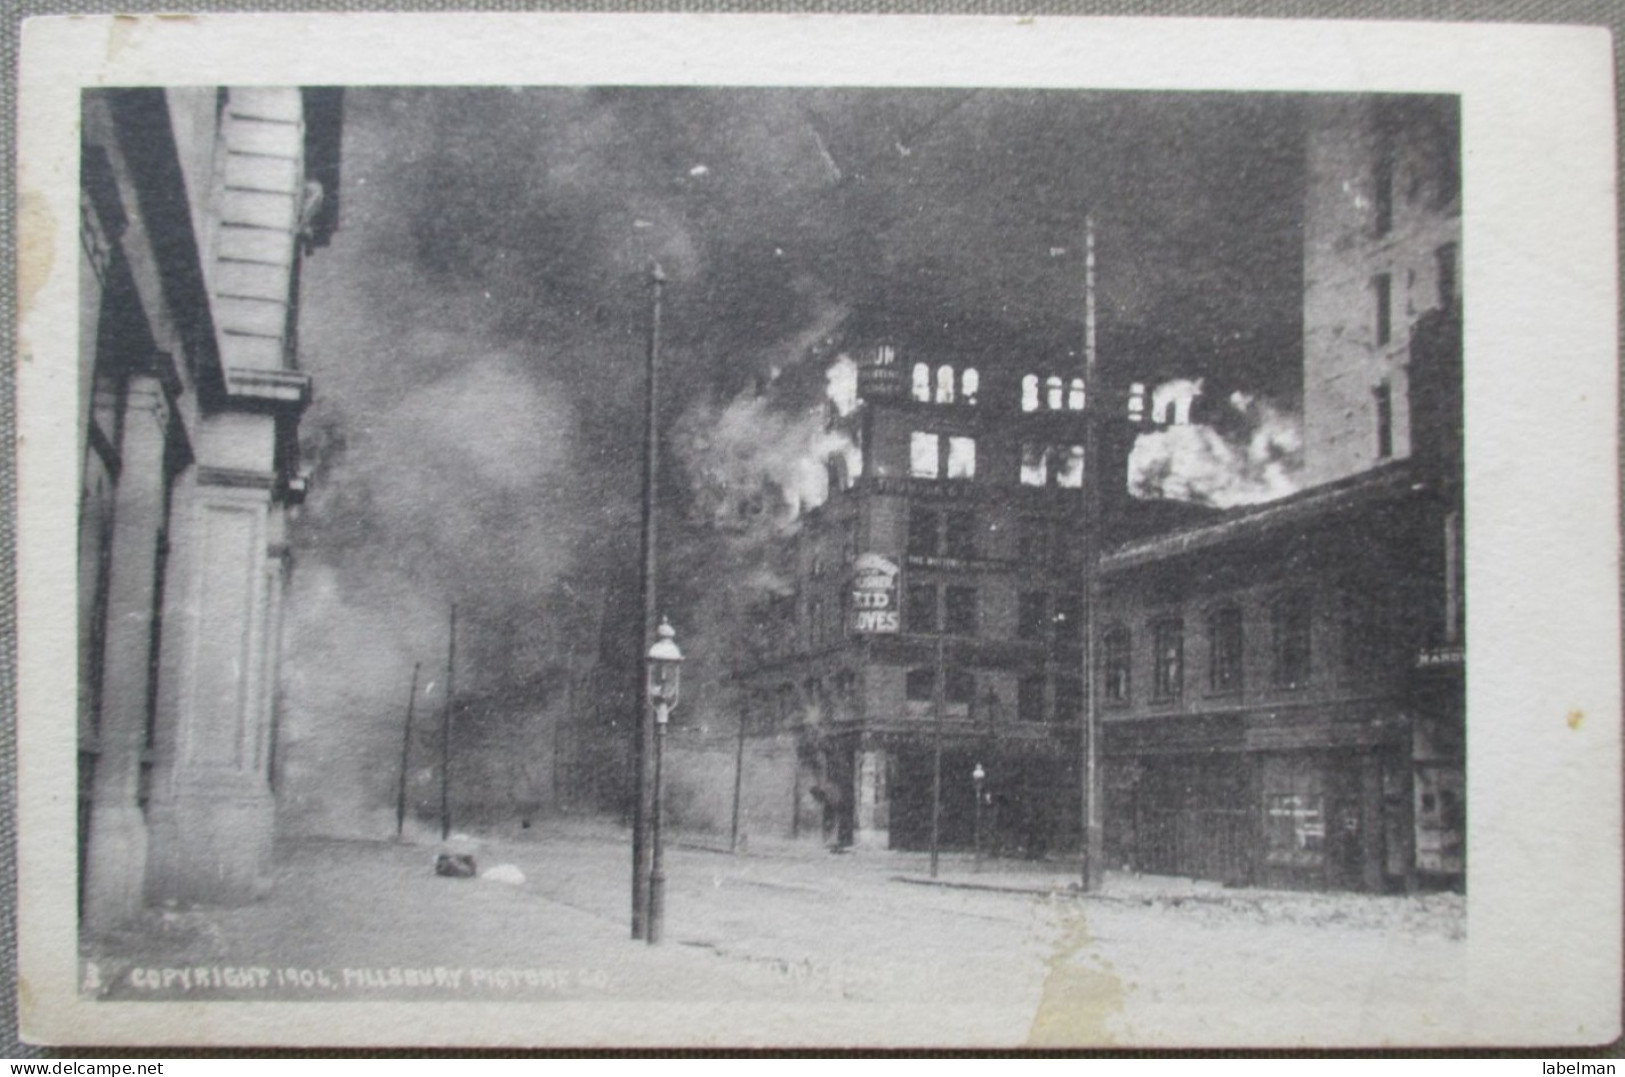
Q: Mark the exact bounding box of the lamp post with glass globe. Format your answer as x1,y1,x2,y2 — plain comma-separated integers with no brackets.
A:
972,763,987,874
645,617,683,945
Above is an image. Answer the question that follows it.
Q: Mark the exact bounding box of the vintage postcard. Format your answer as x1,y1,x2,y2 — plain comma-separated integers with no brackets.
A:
14,13,1621,1048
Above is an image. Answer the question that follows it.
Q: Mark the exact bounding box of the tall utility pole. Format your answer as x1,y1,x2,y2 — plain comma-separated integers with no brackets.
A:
632,263,665,940
1080,213,1105,892
440,604,458,843
928,632,946,879
395,661,420,840
729,688,748,854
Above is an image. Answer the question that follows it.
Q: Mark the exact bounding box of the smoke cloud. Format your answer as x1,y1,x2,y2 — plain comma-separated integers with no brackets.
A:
1128,384,1303,508
282,86,1309,833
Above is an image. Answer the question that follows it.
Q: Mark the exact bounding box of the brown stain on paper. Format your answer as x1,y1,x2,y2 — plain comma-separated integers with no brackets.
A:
17,191,55,324
1027,904,1124,1046
1567,708,1584,731
106,15,144,66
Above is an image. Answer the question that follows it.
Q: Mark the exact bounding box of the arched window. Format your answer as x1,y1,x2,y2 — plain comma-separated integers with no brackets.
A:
1046,375,1064,411
911,362,931,402
1068,377,1086,410
1151,618,1184,702
1021,374,1040,413
1271,591,1313,689
1208,605,1244,694
935,364,955,404
961,367,979,404
1102,626,1132,704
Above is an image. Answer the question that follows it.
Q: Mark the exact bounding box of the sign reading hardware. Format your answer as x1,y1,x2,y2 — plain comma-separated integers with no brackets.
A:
849,553,901,635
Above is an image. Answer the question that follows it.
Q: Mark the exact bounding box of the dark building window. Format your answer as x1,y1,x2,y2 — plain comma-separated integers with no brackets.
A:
1339,585,1387,682
1053,592,1082,644
1018,592,1047,640
1208,605,1244,694
1272,591,1313,690
945,668,976,706
809,597,824,645
905,668,934,702
945,586,978,636
944,511,976,559
1374,382,1394,459
906,583,938,633
1053,675,1083,723
1103,626,1132,704
1017,517,1048,562
1437,243,1457,307
908,509,939,557
1374,273,1393,346
835,669,856,704
1151,618,1184,702
1018,675,1046,722
1374,148,1394,236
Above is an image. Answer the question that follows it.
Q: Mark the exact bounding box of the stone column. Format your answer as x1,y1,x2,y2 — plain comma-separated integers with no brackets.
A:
145,452,282,906
82,377,169,931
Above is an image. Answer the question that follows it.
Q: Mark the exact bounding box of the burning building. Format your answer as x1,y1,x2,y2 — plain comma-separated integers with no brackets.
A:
718,93,1461,892
726,308,1166,855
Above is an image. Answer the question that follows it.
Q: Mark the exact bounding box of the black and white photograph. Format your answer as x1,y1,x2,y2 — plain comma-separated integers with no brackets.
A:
15,14,1621,1049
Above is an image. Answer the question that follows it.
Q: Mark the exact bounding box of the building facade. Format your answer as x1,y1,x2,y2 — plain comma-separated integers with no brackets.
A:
734,310,1160,855
1095,92,1463,891
78,88,342,928
728,93,1462,891
1097,456,1463,892
1301,95,1461,487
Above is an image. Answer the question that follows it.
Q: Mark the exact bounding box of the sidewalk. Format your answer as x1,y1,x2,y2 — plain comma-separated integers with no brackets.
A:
78,814,1470,1046
526,814,1464,936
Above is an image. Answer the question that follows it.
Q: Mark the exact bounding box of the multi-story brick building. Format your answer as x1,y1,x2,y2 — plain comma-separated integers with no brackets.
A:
77,88,342,928
728,92,1462,891
1301,95,1461,487
1095,93,1462,892
732,306,1188,854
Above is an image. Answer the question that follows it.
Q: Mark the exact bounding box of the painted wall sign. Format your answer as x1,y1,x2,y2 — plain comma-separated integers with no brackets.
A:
849,552,901,635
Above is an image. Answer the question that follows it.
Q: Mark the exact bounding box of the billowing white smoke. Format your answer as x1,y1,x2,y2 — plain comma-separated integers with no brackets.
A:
826,354,859,418
1129,385,1303,508
676,363,861,531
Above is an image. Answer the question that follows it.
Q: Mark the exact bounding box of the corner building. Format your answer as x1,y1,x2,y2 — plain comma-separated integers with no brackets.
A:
736,315,1157,855
77,88,342,927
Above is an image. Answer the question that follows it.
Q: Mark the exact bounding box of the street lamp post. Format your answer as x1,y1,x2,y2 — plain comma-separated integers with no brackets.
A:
1079,212,1105,893
632,262,666,940
645,617,683,946
972,762,987,874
